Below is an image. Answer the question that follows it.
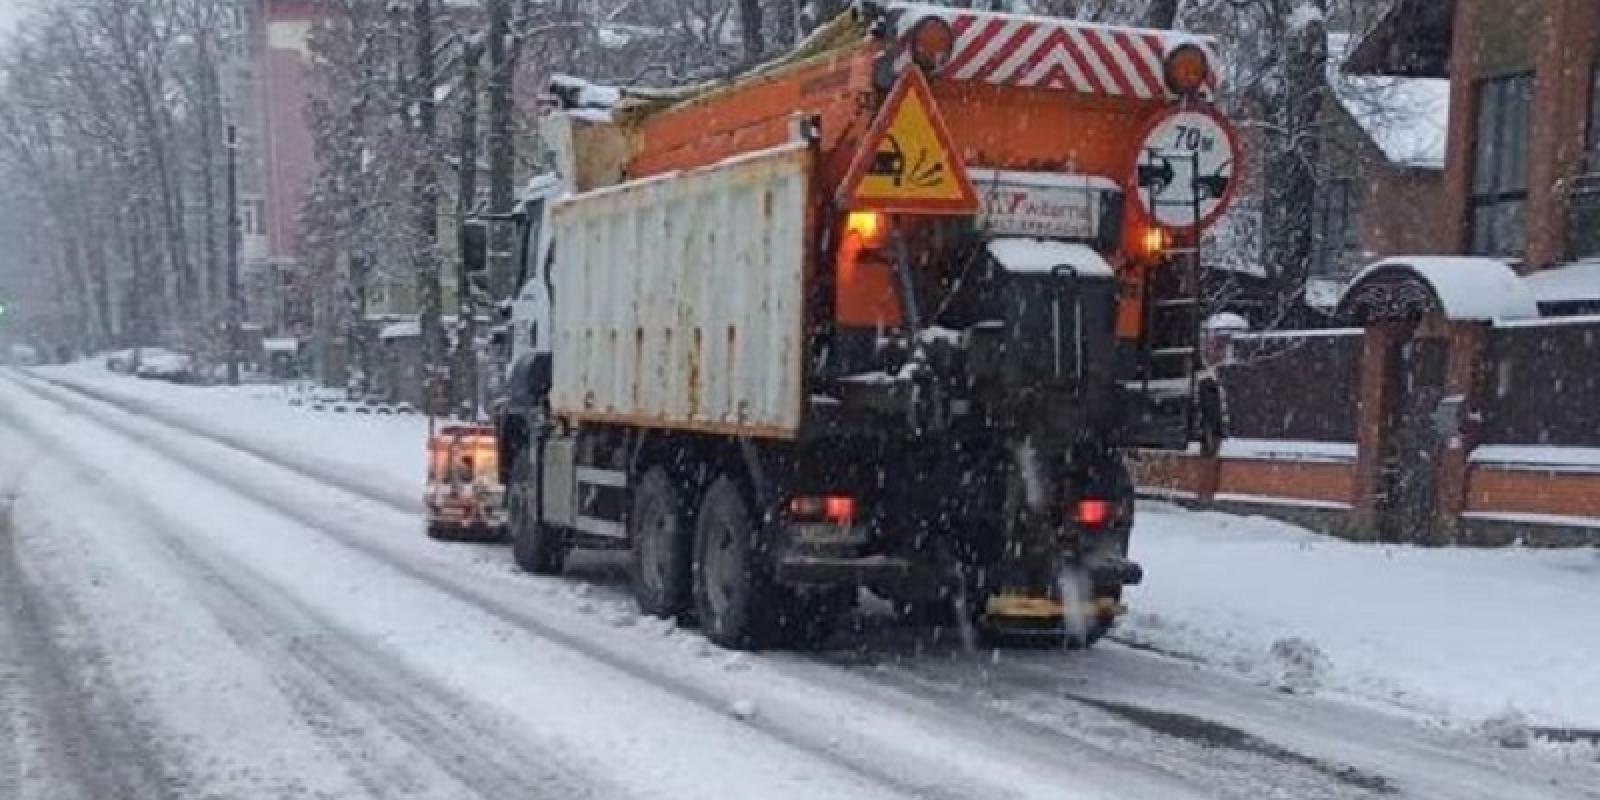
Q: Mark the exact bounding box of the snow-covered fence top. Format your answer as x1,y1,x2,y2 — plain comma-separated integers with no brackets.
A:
887,3,1219,101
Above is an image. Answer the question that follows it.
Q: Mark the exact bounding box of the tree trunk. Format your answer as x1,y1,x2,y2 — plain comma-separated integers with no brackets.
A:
197,35,224,316
1142,0,1181,29
455,41,481,417
486,0,515,303
1262,0,1328,307
412,0,443,406
738,0,766,63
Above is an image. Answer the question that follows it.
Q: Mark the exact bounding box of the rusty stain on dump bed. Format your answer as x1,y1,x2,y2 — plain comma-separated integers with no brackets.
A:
687,326,702,418
633,326,645,407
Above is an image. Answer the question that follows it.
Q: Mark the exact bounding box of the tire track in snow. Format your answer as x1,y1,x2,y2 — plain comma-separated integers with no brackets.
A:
0,379,610,799
3,371,970,800
0,429,185,800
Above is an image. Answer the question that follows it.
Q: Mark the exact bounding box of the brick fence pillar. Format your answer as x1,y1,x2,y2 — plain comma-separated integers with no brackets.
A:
1348,323,1401,538
1195,451,1220,502
1432,321,1490,541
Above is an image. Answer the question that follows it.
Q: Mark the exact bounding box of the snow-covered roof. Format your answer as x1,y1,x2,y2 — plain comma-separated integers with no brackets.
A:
380,320,421,340
1345,257,1541,321
1203,312,1250,331
548,74,622,110
1305,277,1346,310
1522,260,1600,305
986,238,1114,277
1327,33,1450,170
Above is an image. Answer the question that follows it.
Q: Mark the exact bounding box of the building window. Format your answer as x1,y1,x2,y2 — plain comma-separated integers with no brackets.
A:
1469,73,1533,258
239,196,266,237
1311,178,1359,277
1587,62,1600,174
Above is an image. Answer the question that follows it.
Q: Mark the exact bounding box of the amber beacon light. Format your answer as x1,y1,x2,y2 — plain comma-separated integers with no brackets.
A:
1163,43,1210,96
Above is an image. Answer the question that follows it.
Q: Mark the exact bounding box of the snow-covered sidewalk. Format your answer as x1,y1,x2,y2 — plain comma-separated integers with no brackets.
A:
33,362,1600,733
1125,502,1600,731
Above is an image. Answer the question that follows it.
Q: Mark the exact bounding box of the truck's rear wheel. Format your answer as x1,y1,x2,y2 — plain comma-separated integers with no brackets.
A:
693,476,778,650
509,451,565,575
629,466,692,618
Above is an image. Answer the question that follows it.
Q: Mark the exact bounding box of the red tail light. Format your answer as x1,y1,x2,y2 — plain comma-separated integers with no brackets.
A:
1075,498,1111,529
823,495,856,525
789,495,857,525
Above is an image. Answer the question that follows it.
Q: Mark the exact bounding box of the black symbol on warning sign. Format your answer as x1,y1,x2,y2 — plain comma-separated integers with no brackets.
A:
868,134,945,189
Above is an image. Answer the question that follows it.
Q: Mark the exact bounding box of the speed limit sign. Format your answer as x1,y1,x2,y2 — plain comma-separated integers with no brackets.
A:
1130,105,1240,232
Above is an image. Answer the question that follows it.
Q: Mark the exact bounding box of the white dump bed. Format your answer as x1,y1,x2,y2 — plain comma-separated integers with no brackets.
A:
549,142,812,438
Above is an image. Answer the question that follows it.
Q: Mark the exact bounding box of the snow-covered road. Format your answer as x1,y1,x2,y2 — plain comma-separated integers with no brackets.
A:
1,367,1595,799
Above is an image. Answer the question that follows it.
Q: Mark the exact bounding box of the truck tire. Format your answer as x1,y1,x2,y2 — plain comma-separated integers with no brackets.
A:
692,476,778,650
629,466,692,618
509,451,565,575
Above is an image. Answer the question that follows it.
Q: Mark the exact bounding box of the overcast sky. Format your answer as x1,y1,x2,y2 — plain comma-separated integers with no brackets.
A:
0,0,26,36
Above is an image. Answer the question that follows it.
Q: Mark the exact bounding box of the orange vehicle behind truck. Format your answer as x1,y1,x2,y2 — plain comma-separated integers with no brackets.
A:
492,3,1239,649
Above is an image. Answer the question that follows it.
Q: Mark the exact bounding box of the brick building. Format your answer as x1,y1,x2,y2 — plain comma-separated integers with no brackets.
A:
224,0,321,336
1349,0,1600,299
1313,32,1452,280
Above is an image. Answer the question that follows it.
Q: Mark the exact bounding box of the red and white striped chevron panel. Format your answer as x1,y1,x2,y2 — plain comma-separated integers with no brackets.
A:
890,4,1219,100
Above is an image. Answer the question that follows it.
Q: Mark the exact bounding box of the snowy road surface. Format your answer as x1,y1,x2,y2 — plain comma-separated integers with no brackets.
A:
1,367,1596,799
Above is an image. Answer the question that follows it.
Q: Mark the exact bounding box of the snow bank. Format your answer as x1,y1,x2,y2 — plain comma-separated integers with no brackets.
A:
35,363,428,505
1126,501,1600,728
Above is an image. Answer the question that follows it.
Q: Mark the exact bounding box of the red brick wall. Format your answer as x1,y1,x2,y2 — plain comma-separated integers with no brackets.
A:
1215,460,1356,506
265,47,312,260
1465,467,1600,518
1361,168,1447,257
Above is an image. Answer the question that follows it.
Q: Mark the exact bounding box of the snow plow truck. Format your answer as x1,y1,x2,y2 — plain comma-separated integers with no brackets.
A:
487,3,1239,650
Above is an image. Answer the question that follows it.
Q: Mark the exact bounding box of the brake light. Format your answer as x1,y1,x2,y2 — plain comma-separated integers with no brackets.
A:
1075,498,1111,529
789,495,857,525
824,496,856,525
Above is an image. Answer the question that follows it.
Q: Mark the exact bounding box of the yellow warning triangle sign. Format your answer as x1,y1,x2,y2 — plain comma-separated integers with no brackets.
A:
839,68,979,215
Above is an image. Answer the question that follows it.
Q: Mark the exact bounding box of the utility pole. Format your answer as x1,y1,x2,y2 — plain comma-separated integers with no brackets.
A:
226,123,241,386
455,38,482,418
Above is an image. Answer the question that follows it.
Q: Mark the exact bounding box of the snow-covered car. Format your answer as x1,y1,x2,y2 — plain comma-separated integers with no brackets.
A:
103,348,138,373
134,350,197,383
7,343,40,366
